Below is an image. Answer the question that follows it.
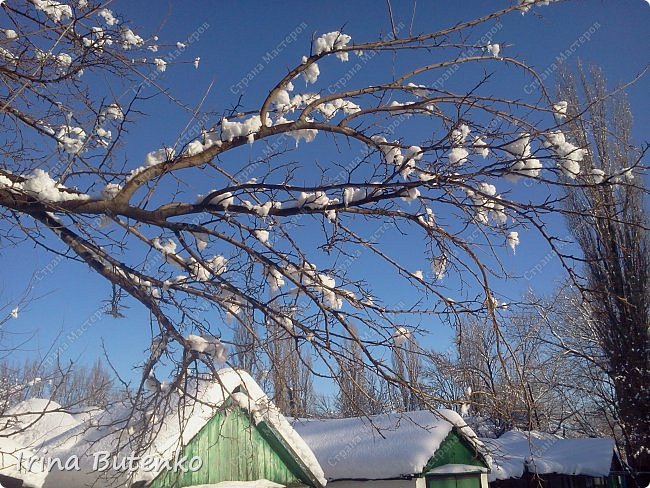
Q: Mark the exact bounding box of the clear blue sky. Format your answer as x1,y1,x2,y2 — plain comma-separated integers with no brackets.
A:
1,0,648,388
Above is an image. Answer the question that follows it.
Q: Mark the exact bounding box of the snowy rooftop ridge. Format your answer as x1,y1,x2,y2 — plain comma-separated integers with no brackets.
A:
482,430,615,481
293,409,489,481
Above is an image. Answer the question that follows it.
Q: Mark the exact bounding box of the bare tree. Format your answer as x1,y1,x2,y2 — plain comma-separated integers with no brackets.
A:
336,325,385,416
0,0,642,431
425,306,605,438
391,326,425,411
553,62,649,483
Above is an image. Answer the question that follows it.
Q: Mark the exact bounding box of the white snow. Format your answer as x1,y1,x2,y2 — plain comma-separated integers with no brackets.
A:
101,182,122,199
209,191,234,209
301,56,320,84
254,229,270,244
316,98,361,119
145,147,174,166
428,464,487,475
33,0,72,22
102,103,124,121
506,231,519,253
154,57,167,72
543,131,585,179
121,28,144,48
486,43,500,58
221,115,270,144
473,137,489,158
589,168,605,184
98,8,118,26
10,307,19,318
483,430,615,481
194,57,201,69
313,31,352,57
400,187,420,202
56,125,87,154
21,169,90,203
189,482,286,488
448,147,469,165
553,101,568,121
393,326,411,346
431,255,448,280
186,334,228,363
293,409,487,481
503,133,531,159
265,267,286,291
5,29,18,40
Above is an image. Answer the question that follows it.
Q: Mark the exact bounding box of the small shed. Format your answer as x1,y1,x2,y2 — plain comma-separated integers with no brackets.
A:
0,368,326,488
293,409,491,488
482,430,623,488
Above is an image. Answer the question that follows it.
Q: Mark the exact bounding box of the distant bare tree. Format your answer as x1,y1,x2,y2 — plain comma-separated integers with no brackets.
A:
336,325,385,416
391,327,425,411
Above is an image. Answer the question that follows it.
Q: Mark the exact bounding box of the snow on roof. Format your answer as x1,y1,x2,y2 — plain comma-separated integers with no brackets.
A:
482,430,615,481
190,481,285,488
427,464,488,475
3,398,82,446
293,409,488,481
0,369,326,488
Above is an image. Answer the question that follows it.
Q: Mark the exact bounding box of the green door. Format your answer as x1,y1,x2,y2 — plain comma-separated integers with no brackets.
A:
428,475,481,488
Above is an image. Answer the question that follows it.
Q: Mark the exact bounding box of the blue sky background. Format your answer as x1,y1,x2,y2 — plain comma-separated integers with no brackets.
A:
1,0,648,391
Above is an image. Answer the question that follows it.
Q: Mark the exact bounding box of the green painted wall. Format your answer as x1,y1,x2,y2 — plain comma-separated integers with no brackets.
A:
423,429,488,488
423,429,489,471
150,407,309,488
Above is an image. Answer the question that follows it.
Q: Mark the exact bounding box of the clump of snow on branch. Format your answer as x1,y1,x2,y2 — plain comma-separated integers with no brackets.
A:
121,28,144,48
313,31,352,61
316,98,361,120
185,334,228,364
405,82,430,98
144,147,175,167
448,124,471,165
33,0,72,22
221,115,271,144
431,255,448,280
393,326,411,346
254,229,270,244
486,43,500,58
208,191,234,209
589,168,605,184
301,56,320,84
507,231,520,253
503,133,542,181
553,101,568,121
401,187,420,202
154,58,166,72
101,103,124,121
21,169,90,203
56,126,87,154
265,266,286,291
473,137,490,158
543,130,585,179
101,183,122,199
10,307,19,319
519,0,557,14
466,182,501,224
98,8,118,26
